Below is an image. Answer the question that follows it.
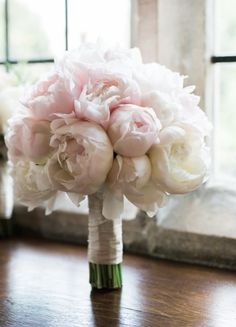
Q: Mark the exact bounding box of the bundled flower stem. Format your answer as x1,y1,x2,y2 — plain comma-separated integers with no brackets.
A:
89,263,122,289
88,191,122,289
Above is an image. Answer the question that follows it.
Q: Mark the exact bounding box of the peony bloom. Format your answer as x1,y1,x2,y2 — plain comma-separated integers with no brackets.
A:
12,160,57,213
107,104,161,157
104,47,142,65
6,116,52,164
22,72,74,121
149,123,210,194
57,44,142,72
175,86,211,136
57,45,141,129
142,91,176,127
107,155,151,194
103,155,166,219
74,74,141,130
125,182,167,217
48,118,113,195
134,63,184,94
142,87,211,136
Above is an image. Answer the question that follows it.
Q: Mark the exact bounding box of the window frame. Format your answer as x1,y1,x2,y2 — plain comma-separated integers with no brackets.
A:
210,0,236,180
0,0,69,70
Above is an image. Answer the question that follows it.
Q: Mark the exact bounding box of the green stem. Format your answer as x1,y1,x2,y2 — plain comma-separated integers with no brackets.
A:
89,263,122,289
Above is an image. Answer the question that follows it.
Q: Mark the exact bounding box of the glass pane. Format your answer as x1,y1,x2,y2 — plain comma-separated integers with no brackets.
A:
0,0,4,61
9,0,65,60
215,0,236,54
0,65,6,73
214,63,236,180
11,63,54,84
68,0,131,50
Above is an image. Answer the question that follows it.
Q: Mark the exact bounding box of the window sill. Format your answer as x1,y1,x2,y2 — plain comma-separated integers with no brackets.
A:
12,184,236,271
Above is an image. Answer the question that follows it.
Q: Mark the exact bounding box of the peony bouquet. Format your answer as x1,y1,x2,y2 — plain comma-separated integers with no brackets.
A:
6,44,210,289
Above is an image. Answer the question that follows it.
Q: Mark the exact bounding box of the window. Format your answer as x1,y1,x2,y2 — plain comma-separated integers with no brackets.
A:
0,0,131,80
212,0,236,182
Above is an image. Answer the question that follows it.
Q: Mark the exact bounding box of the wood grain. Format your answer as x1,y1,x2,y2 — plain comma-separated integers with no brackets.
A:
0,237,236,327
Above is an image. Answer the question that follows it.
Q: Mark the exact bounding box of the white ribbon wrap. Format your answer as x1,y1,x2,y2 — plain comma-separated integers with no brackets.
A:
88,191,123,265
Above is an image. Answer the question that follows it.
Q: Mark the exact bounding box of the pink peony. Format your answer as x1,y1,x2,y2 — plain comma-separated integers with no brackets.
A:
58,47,141,129
22,72,74,121
6,116,52,164
107,104,161,157
47,118,113,195
74,74,141,129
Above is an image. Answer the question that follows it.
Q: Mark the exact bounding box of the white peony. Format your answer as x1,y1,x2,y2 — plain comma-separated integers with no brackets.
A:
142,87,211,135
103,155,166,219
12,160,57,213
149,123,210,194
135,63,184,94
107,155,151,194
125,182,167,217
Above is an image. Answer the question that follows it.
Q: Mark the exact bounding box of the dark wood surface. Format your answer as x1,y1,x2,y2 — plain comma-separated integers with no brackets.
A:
0,238,236,327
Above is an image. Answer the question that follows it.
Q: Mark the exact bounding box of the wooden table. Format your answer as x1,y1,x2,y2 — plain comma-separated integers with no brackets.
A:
0,237,236,327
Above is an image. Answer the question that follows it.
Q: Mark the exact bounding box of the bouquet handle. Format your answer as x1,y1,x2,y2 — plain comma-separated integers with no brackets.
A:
88,191,123,289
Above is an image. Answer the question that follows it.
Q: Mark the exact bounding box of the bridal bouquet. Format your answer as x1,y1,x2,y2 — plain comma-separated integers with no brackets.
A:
6,44,210,288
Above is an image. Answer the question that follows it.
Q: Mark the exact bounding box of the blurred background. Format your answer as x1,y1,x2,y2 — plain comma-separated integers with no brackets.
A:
0,0,131,79
214,0,236,182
